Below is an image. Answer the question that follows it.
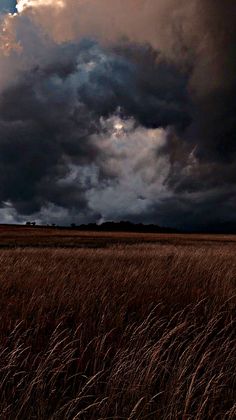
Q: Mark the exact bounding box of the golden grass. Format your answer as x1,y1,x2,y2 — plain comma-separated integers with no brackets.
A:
0,239,235,419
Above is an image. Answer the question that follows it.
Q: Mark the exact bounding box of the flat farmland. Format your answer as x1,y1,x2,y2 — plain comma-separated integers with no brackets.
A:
0,225,236,248
0,226,235,419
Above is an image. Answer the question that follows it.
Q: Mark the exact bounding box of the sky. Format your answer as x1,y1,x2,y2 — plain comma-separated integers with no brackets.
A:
0,0,235,228
0,1,16,13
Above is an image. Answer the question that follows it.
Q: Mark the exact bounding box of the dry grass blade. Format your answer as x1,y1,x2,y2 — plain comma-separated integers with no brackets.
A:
128,397,145,419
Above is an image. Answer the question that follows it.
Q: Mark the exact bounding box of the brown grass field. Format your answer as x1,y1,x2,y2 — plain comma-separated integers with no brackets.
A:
0,226,235,419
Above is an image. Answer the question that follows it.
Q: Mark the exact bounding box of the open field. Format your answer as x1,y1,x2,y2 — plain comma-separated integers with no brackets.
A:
1,225,236,248
0,227,235,419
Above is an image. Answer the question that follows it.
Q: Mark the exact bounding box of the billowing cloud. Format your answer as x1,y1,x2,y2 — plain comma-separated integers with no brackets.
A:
16,0,65,13
0,37,190,223
0,0,235,228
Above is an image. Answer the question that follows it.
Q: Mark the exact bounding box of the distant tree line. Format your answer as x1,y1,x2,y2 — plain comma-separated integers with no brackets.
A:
70,221,179,233
24,220,179,233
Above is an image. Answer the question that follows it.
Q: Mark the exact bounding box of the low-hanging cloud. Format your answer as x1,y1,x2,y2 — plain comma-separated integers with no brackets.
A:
0,0,235,228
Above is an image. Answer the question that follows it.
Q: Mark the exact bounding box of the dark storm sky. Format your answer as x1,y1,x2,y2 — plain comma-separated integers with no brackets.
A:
0,0,235,228
0,0,16,13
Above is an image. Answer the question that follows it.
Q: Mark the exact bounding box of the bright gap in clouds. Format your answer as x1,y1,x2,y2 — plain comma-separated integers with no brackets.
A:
16,0,65,13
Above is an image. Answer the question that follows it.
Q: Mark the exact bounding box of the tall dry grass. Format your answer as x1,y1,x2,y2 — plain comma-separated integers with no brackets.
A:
0,243,235,419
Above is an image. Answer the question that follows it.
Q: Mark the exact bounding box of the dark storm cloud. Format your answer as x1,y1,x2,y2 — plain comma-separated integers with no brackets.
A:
163,0,236,215
123,187,236,231
0,39,190,218
186,0,236,163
